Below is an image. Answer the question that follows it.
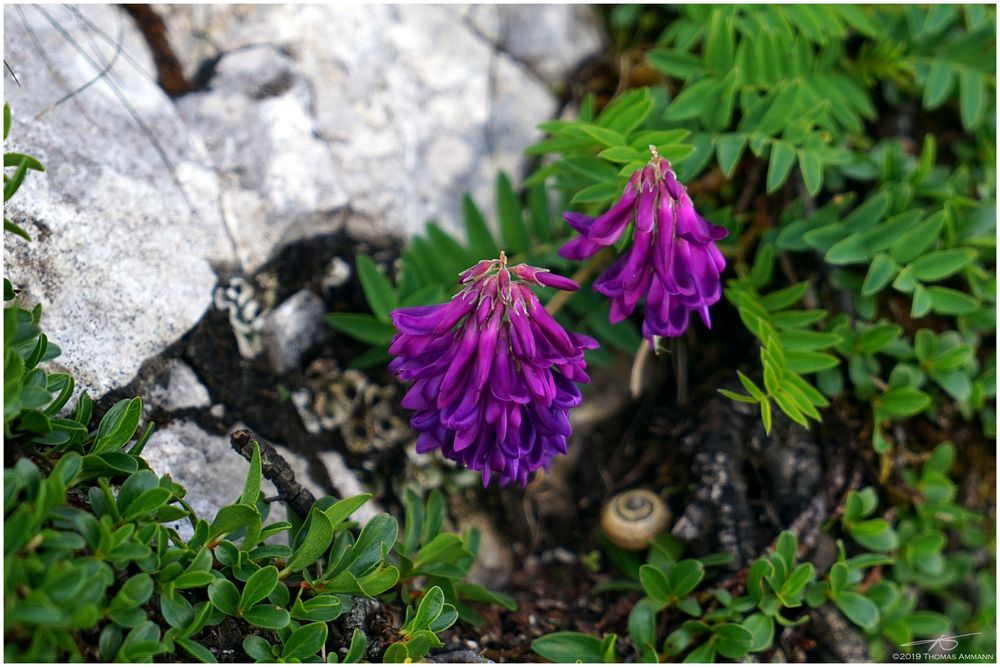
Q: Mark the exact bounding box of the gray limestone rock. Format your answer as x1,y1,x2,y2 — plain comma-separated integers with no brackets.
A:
4,4,601,399
317,450,384,525
4,5,231,397
141,359,212,412
174,45,350,272
456,4,603,86
140,420,285,535
157,4,594,240
260,289,329,375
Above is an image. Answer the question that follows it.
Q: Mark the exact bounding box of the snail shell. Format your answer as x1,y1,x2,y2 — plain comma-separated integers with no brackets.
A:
600,489,671,551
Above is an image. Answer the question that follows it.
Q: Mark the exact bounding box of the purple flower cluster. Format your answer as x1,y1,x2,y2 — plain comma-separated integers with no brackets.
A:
389,255,597,486
559,149,728,344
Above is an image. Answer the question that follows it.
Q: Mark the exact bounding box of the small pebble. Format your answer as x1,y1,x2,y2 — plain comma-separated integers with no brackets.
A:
324,256,352,288
552,547,575,564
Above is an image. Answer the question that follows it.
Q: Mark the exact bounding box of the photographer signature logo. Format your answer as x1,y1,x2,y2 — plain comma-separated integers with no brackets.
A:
900,634,981,651
892,633,993,661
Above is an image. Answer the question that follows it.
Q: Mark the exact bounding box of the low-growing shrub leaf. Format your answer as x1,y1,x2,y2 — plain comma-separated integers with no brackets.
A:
531,632,606,663
243,604,291,629
627,598,658,660
208,579,240,616
177,638,217,664
669,560,706,597
743,613,774,652
283,622,328,660
878,387,931,418
240,566,279,611
638,564,670,601
848,519,898,552
208,503,258,542
242,636,273,662
92,398,142,454
283,507,334,574
344,629,367,663
832,591,879,630
712,623,752,659
239,441,262,507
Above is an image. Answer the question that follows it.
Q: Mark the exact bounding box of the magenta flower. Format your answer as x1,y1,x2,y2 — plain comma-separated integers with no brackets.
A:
559,148,728,344
389,255,597,486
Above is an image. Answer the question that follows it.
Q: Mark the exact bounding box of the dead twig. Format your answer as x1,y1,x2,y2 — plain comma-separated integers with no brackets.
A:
121,4,190,97
428,649,492,663
229,429,319,518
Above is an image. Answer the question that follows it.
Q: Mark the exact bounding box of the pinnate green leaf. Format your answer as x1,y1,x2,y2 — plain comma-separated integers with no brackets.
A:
798,150,823,196
766,141,796,193
597,88,653,134
716,134,747,178
463,195,499,260
923,59,954,110
959,68,986,129
862,254,898,296
784,350,839,373
910,249,976,282
927,287,978,315
667,79,719,121
647,50,703,79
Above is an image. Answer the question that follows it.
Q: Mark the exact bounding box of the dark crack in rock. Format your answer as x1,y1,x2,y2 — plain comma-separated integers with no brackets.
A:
671,398,761,569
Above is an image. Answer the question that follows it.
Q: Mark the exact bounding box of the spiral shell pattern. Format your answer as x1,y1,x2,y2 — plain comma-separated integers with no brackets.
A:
600,489,671,550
